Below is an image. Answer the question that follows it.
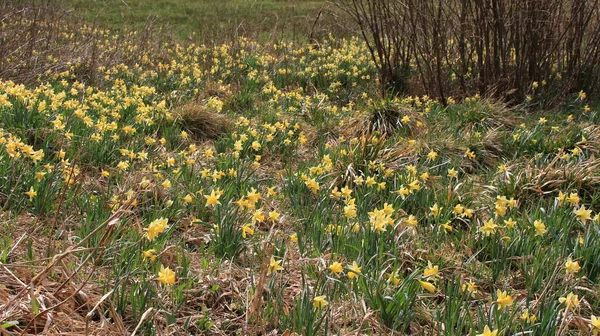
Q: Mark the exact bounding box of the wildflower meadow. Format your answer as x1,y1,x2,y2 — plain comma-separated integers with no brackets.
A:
0,1,599,335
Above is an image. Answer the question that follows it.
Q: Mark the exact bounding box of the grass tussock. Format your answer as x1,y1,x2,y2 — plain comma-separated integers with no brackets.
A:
173,102,232,141
504,155,600,201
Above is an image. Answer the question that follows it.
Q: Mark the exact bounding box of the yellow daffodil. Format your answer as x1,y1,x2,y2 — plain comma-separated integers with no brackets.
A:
268,256,283,274
252,210,265,223
313,295,328,309
462,280,477,295
418,280,436,293
479,219,498,236
204,189,221,207
533,220,547,236
558,292,580,309
145,217,168,241
495,289,514,309
404,215,418,227
591,315,600,335
430,203,440,217
453,204,465,215
423,261,439,278
142,249,157,262
476,326,498,336
24,186,37,201
182,193,193,203
564,257,581,275
158,265,175,286
427,150,438,161
520,309,536,323
305,178,320,194
567,193,580,205
328,262,343,274
241,223,254,238
574,205,592,223
388,272,401,286
504,218,516,229
268,210,280,221
347,261,361,279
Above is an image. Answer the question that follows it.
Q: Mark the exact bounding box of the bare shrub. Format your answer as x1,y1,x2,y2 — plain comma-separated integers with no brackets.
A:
334,0,600,105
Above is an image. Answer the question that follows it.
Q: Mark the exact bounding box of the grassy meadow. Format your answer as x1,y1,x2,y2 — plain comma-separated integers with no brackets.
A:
53,0,335,42
0,2,599,335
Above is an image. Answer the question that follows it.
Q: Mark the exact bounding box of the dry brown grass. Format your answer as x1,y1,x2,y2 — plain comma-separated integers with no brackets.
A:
505,155,600,201
0,211,129,335
173,102,232,141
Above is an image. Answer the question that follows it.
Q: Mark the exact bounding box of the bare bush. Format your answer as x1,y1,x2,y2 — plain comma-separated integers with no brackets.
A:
333,1,412,97
0,4,162,85
334,0,600,105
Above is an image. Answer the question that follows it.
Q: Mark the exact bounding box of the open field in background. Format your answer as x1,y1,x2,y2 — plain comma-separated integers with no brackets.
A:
46,0,337,42
0,2,600,336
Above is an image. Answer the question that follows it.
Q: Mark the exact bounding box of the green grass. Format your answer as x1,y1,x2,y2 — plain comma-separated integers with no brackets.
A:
53,0,334,42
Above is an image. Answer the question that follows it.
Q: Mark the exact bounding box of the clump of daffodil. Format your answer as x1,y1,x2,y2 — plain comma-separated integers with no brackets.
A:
368,206,394,232
494,195,518,217
344,198,357,219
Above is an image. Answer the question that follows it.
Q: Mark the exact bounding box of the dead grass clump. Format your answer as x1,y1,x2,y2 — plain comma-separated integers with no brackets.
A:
505,155,600,201
0,254,125,335
581,124,600,155
0,211,128,335
469,128,509,169
173,102,232,141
